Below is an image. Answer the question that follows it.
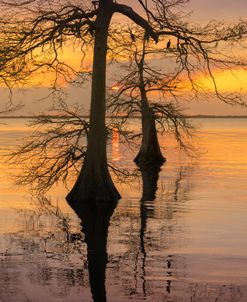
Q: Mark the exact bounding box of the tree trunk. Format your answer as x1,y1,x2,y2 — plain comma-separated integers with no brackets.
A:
134,95,166,166
66,0,121,205
134,46,165,166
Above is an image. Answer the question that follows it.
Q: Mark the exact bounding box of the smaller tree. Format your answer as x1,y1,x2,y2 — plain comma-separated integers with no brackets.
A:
108,26,194,166
107,6,247,166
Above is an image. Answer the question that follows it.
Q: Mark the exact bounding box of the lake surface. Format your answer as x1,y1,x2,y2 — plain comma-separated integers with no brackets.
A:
0,118,247,302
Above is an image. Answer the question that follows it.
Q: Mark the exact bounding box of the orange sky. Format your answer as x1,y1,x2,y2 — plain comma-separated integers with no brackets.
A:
200,69,247,93
1,0,247,116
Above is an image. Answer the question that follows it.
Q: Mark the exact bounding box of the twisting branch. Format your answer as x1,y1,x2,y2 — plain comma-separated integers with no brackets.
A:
113,3,159,43
9,99,138,193
9,101,89,193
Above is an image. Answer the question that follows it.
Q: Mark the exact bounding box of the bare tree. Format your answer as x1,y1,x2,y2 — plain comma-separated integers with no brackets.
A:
108,26,195,166
1,0,247,203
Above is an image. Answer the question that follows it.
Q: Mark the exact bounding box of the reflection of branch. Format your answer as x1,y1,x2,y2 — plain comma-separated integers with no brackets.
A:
159,166,192,220
188,283,243,302
1,195,88,300
173,169,183,203
165,254,173,294
11,195,85,258
140,198,147,297
0,103,23,115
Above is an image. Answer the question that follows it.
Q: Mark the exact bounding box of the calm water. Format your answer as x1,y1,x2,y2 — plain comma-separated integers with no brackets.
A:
0,118,247,302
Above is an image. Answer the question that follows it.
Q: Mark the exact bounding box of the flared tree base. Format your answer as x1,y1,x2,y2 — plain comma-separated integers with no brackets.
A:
135,107,166,166
66,165,121,205
134,151,166,167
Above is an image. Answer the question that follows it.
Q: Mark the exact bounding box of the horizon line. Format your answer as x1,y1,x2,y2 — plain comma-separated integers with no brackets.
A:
1,114,247,119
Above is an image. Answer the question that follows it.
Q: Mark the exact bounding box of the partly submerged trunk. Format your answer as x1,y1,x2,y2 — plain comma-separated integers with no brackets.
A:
134,99,166,166
66,1,120,205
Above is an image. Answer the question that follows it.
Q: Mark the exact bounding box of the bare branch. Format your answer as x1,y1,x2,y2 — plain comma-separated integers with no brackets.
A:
113,3,159,43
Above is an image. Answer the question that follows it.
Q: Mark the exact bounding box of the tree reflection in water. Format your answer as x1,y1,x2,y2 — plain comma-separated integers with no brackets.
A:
139,162,186,298
69,200,117,302
137,164,244,302
0,171,246,301
139,163,162,297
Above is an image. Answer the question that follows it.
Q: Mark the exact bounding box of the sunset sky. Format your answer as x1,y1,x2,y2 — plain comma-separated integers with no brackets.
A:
1,0,247,116
188,0,246,22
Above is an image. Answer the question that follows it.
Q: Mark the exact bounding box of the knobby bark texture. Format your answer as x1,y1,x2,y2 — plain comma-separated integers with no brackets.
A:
66,0,121,205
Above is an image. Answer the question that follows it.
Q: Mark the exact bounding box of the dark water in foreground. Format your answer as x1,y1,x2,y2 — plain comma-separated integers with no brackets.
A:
0,118,247,302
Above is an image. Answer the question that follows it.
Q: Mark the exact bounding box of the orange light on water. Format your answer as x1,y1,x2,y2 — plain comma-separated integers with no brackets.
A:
112,128,120,161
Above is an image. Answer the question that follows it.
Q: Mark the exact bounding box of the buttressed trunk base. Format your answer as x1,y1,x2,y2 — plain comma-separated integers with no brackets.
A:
66,159,121,205
134,108,166,166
